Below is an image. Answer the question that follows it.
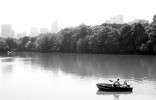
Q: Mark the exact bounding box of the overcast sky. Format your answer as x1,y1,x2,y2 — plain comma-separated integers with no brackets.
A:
0,0,156,34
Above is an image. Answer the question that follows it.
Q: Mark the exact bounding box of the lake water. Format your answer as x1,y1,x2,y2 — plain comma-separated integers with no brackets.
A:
0,53,156,100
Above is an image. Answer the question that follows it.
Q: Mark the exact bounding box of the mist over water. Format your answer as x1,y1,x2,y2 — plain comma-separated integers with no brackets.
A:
0,53,156,100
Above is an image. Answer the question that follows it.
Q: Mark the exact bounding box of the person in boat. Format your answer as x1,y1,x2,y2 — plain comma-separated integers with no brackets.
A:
113,79,121,87
122,81,130,87
122,81,128,87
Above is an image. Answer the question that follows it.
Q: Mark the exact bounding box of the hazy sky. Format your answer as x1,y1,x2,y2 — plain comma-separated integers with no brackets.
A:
0,0,156,34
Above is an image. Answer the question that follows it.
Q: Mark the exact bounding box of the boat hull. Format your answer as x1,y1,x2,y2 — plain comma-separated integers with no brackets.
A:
96,83,133,92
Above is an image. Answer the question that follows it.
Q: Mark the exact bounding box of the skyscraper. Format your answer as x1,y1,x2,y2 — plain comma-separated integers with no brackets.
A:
105,20,111,24
17,31,27,39
30,27,39,37
110,15,124,24
40,28,48,34
128,19,149,25
51,21,58,33
1,24,12,38
10,31,15,38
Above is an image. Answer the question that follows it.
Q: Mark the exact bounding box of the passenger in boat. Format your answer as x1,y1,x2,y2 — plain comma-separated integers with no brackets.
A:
123,81,130,87
113,79,121,87
122,81,128,87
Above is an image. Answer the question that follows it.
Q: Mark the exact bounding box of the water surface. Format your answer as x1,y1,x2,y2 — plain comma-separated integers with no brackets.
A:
0,53,156,100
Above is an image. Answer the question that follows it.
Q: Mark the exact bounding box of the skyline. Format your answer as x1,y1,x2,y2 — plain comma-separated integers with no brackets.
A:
0,15,151,36
0,0,156,34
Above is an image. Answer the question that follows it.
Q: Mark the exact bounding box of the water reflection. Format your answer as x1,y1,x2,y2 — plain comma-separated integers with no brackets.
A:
96,90,133,100
20,53,156,96
0,53,156,100
16,53,156,81
1,65,13,73
0,57,15,62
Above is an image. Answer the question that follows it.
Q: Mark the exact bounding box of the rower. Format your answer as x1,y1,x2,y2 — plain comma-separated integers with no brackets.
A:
113,79,121,87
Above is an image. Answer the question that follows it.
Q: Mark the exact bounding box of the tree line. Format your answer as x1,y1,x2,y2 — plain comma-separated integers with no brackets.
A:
0,15,156,55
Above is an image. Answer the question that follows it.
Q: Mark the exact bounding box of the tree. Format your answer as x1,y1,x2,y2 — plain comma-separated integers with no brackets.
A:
40,36,50,53
19,36,30,51
5,38,18,51
88,26,109,53
59,28,74,53
140,43,148,53
104,29,120,53
48,34,60,52
34,34,52,53
131,23,148,52
77,36,90,53
119,24,133,53
153,15,156,23
78,24,91,38
147,26,156,54
0,37,8,52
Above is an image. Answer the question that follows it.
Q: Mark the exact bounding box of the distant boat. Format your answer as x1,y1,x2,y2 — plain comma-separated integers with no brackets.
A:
96,83,133,92
7,49,16,55
7,51,12,54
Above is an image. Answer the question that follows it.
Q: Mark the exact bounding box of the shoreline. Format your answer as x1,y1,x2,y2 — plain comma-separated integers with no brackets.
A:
2,51,156,56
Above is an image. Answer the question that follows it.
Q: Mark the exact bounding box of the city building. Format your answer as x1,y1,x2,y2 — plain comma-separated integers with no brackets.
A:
105,20,111,24
110,15,124,24
30,27,39,37
40,28,48,34
51,21,58,33
58,27,62,32
127,19,149,25
129,19,149,24
16,31,27,39
1,24,12,38
10,31,15,38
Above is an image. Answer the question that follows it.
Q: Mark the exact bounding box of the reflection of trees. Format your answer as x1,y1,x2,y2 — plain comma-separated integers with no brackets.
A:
0,57,15,62
57,54,156,80
20,53,156,80
30,53,62,74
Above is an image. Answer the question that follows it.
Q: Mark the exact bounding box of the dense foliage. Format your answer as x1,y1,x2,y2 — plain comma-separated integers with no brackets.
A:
1,15,156,54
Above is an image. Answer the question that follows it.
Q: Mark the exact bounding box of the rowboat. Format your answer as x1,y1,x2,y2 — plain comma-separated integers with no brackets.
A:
96,83,133,92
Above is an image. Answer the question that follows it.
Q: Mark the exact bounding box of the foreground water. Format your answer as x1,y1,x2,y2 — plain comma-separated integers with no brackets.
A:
0,53,156,100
